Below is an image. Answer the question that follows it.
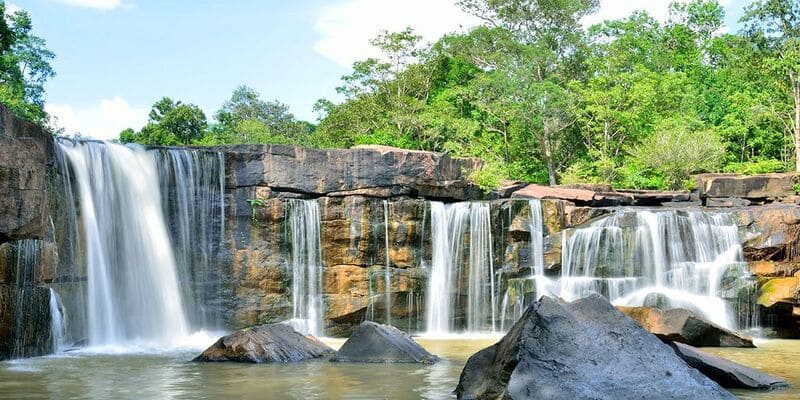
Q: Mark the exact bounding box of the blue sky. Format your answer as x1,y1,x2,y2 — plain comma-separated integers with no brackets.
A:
11,0,750,139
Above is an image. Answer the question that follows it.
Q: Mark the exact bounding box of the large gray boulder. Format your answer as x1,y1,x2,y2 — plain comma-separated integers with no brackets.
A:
670,342,788,390
330,321,438,364
192,323,334,363
455,295,734,400
618,306,755,347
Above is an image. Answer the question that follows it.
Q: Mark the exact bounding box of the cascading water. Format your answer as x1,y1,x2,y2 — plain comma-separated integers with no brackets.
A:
58,140,189,346
383,200,392,326
466,203,495,332
425,201,498,335
286,199,324,337
48,289,66,353
499,199,547,331
559,209,752,329
153,149,225,330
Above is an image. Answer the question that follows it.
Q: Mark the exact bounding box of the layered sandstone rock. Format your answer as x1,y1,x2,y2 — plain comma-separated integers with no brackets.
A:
0,105,53,242
697,173,800,203
217,144,483,200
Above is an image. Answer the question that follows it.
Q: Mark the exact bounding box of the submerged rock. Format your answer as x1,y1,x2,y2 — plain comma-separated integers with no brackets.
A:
455,295,734,400
192,323,333,363
330,321,438,364
670,342,788,390
618,306,755,348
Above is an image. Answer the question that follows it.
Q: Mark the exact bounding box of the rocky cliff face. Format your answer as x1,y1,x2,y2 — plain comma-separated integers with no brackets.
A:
5,100,800,359
220,147,483,335
0,104,58,359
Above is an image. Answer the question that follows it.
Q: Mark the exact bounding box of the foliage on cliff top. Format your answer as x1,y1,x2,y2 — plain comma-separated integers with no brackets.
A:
0,1,55,127
105,1,800,190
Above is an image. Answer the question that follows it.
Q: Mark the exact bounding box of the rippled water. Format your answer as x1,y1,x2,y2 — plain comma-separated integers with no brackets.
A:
706,339,800,400
1,337,797,399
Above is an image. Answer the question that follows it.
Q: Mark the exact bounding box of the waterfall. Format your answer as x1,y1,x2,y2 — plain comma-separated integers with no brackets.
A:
425,201,497,335
286,199,324,337
560,209,751,329
58,140,189,346
500,199,548,330
383,200,392,326
48,289,66,353
466,203,495,332
153,149,225,330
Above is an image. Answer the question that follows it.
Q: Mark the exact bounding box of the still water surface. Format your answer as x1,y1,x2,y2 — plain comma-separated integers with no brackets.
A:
1,337,797,399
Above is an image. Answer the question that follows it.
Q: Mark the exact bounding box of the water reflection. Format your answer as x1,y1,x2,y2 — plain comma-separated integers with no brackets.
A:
2,338,795,400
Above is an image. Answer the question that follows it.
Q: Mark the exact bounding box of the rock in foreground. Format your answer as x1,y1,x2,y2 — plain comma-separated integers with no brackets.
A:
670,342,788,390
455,295,734,400
330,321,438,364
193,323,333,363
618,306,755,347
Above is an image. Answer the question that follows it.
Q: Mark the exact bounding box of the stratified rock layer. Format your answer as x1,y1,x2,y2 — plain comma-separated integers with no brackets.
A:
455,295,734,400
193,323,334,363
217,144,483,200
330,321,438,364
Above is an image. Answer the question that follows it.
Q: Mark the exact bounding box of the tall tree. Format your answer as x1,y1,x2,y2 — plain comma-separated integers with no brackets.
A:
456,0,599,185
0,2,54,123
212,85,311,144
119,97,207,145
741,0,800,169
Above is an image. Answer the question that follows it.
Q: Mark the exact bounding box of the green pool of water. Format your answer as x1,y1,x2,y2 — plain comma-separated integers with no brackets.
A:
0,338,797,399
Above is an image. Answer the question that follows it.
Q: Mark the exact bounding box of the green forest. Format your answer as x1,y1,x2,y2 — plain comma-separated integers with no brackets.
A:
3,0,799,191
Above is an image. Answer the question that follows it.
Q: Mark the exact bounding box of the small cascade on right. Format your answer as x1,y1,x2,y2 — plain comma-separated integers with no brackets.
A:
286,199,324,337
560,209,756,330
48,288,66,354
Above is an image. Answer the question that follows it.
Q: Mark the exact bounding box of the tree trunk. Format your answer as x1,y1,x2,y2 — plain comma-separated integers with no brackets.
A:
547,160,557,186
502,124,510,164
542,139,557,186
795,82,800,171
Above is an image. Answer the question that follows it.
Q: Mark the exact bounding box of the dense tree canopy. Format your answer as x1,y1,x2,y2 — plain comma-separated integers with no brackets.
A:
13,0,793,190
0,1,55,125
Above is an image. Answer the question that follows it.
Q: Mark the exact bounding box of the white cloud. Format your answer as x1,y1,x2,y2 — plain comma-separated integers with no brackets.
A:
51,0,125,11
313,0,481,67
313,0,736,68
46,97,148,140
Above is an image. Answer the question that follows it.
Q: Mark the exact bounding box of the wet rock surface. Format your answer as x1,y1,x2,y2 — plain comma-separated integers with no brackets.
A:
670,342,789,390
455,295,734,400
330,321,438,364
618,306,755,347
193,323,334,363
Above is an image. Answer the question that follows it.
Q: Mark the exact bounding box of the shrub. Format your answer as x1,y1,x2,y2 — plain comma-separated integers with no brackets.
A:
629,119,724,190
722,159,786,175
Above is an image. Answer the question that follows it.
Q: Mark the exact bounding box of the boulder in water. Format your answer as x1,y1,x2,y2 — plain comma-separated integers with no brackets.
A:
330,321,438,364
670,342,789,390
617,306,755,348
455,294,734,400
192,323,334,363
